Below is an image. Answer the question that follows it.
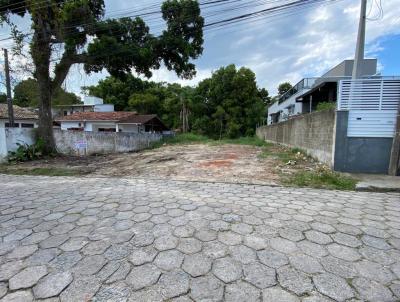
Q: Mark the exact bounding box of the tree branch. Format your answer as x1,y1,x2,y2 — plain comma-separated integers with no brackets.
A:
51,50,88,92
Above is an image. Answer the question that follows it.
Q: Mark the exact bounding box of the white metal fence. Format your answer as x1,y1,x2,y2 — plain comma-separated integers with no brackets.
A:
338,79,400,138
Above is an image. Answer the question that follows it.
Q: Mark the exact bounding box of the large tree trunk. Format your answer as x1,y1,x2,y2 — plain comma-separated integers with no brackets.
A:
31,15,56,154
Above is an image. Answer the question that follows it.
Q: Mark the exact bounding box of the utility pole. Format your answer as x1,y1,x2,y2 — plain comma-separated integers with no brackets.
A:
352,0,367,79
3,48,14,127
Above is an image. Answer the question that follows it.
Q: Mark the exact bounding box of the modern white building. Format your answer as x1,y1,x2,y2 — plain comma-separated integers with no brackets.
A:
53,96,114,118
57,111,168,133
267,59,378,125
0,104,38,128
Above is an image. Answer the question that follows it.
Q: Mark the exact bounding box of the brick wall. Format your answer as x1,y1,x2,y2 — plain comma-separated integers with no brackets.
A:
256,109,336,165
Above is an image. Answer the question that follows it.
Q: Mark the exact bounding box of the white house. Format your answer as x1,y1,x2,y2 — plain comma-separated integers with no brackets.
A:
53,96,114,118
57,111,169,133
267,59,378,125
0,104,38,128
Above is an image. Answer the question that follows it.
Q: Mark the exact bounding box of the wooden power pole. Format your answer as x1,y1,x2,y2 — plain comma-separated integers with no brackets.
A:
3,48,14,127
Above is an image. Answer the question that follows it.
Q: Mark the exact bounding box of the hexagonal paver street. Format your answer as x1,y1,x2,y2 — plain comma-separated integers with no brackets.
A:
0,174,399,302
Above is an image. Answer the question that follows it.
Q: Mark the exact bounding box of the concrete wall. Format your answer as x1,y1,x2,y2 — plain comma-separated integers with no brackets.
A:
0,128,36,162
334,111,393,174
53,129,161,155
257,109,336,165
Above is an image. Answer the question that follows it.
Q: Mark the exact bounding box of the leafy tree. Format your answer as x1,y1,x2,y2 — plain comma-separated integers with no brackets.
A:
194,64,266,138
0,0,204,152
0,93,6,103
278,82,293,96
13,78,80,107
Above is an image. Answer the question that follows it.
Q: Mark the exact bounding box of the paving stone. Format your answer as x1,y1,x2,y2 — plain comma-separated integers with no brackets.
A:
392,262,400,278
297,240,328,258
243,235,269,250
1,290,34,302
60,237,88,252
173,225,195,238
153,250,183,271
182,253,212,277
129,246,158,266
203,241,229,259
104,243,132,260
33,272,73,299
131,232,154,247
93,281,130,302
50,251,82,271
128,287,163,302
60,275,101,302
331,232,361,247
190,274,224,301
310,222,336,234
73,255,107,275
106,261,131,284
361,235,392,250
352,277,394,302
158,270,190,299
154,235,179,251
262,286,300,302
301,293,334,302
326,243,361,261
96,261,121,281
212,257,242,283
244,262,276,289
26,248,59,265
320,255,357,278
305,230,332,245
7,244,38,259
126,263,161,290
230,244,257,264
289,254,323,274
390,283,400,299
4,229,32,242
195,229,217,242
0,282,7,299
231,223,253,235
82,240,111,255
270,237,298,254
177,238,202,254
218,231,242,246
258,249,288,268
279,228,305,242
39,235,69,249
278,265,313,295
313,273,354,302
9,265,48,290
355,260,395,284
0,260,25,281
225,280,261,302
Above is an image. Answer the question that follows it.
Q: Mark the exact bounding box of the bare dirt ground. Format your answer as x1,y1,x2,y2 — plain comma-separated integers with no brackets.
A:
1,143,318,185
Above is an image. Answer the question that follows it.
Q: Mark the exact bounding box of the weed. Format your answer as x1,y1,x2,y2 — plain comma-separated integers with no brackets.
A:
283,169,357,190
0,167,85,177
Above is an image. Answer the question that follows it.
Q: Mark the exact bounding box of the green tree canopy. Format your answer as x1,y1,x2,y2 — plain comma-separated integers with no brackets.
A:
0,0,204,152
278,82,293,96
14,78,80,107
0,93,6,103
193,64,266,138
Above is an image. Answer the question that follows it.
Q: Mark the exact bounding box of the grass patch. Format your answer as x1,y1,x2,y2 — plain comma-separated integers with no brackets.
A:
283,170,357,190
258,145,308,163
151,133,272,148
0,167,85,177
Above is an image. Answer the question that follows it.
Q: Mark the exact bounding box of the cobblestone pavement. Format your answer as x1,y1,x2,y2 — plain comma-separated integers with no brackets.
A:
0,175,399,302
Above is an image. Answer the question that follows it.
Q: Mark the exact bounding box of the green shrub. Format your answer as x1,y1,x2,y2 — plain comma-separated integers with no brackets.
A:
8,138,47,162
316,102,336,111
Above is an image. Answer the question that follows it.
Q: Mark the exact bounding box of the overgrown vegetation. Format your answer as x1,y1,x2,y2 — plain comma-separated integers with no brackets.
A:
258,145,308,163
8,138,49,163
316,102,336,111
151,133,271,148
283,168,357,190
85,65,271,139
0,166,84,176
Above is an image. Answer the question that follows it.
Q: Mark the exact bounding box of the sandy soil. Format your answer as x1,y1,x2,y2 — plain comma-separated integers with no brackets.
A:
2,143,317,185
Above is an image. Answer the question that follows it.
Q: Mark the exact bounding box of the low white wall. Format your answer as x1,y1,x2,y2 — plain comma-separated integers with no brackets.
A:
54,129,161,155
0,128,36,162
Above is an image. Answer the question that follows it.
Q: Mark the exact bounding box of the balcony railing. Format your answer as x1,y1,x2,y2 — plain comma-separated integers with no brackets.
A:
278,78,317,103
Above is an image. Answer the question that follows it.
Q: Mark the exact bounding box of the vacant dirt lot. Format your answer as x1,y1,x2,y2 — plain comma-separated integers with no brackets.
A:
1,143,318,185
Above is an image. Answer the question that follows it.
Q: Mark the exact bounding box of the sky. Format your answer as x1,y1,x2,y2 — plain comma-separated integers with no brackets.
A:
0,0,399,96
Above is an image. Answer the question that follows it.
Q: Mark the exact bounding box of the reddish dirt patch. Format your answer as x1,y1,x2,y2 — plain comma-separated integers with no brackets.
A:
197,159,233,168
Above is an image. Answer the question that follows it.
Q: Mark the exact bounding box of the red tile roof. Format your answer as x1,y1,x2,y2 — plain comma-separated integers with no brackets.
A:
0,104,38,120
56,111,137,122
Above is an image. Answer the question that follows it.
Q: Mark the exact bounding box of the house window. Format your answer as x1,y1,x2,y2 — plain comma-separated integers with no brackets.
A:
21,123,34,128
5,123,19,127
98,128,116,132
63,111,68,116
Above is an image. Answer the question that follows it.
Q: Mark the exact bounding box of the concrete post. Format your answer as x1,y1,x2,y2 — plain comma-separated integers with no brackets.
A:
352,0,367,79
